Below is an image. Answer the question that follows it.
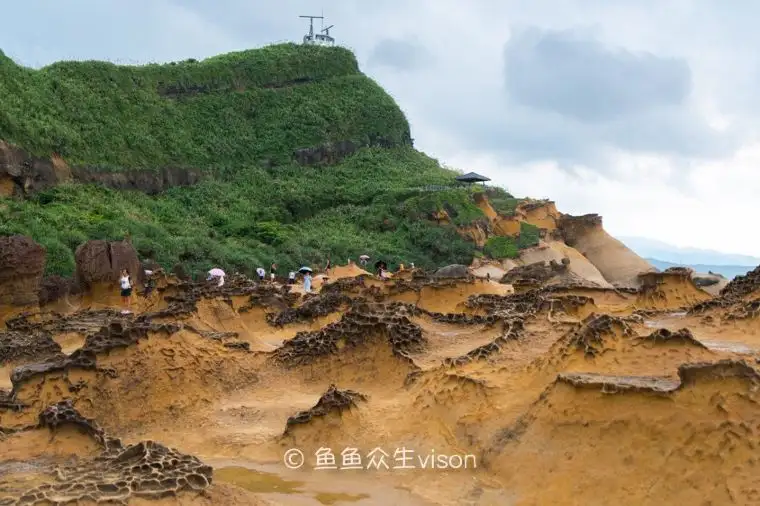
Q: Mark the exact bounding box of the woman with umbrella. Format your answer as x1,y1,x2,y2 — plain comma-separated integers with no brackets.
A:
299,266,313,293
374,260,388,279
207,268,225,287
359,254,370,266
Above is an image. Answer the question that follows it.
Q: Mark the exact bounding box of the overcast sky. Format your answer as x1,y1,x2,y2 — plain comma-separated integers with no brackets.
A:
2,1,759,255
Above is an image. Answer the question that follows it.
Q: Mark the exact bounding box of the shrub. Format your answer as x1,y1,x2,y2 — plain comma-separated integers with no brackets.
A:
517,222,541,249
484,236,519,259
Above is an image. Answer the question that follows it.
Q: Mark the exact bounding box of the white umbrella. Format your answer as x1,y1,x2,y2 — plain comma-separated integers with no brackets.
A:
208,268,225,277
299,266,313,273
359,255,370,260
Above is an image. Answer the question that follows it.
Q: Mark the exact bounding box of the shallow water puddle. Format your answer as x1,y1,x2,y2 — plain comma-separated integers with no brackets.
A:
210,460,436,505
214,466,305,494
315,492,371,505
214,465,372,504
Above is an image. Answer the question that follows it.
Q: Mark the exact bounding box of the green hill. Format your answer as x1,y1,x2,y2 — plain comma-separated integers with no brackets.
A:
0,43,506,277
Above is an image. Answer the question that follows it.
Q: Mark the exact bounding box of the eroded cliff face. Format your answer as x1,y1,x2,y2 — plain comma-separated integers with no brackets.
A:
0,141,71,197
293,132,412,166
0,141,201,197
473,193,560,238
463,194,655,290
558,214,656,288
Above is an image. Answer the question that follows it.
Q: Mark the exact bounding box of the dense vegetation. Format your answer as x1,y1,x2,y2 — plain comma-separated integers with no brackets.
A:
0,44,534,278
482,223,541,260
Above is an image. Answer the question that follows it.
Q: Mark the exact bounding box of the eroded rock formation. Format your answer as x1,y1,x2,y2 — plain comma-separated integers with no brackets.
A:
74,239,141,290
0,235,46,307
285,384,367,433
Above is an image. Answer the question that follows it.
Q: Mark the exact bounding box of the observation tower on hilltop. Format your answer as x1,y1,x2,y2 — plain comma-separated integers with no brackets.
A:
299,15,336,47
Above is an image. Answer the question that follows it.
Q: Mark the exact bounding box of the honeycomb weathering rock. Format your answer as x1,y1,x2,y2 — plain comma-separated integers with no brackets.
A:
724,298,760,320
466,289,591,318
4,308,124,334
719,265,760,300
268,291,352,326
0,330,62,365
567,314,634,357
146,275,298,321
444,318,524,366
38,399,112,448
0,401,213,505
74,239,142,290
0,235,46,307
272,302,426,367
285,384,367,433
8,320,180,391
689,264,760,315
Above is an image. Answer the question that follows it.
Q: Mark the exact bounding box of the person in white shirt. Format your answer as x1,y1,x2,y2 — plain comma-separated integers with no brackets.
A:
119,269,132,308
256,267,266,281
288,271,296,285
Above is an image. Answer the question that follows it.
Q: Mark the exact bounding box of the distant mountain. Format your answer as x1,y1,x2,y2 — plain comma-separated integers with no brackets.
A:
645,258,753,280
618,236,760,267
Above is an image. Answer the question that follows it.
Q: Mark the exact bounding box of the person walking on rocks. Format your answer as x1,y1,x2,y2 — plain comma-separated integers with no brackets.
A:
325,256,332,275
256,266,266,282
303,271,312,293
270,263,277,282
119,269,133,309
288,271,296,285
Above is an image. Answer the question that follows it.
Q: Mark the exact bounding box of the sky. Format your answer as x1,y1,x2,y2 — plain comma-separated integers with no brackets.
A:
2,1,759,256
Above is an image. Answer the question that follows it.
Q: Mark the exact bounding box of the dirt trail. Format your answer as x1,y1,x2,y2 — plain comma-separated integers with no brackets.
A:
2,265,760,504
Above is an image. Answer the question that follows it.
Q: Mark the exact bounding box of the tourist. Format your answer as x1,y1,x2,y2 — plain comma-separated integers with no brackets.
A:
119,269,132,308
288,271,296,284
206,269,225,287
270,263,277,282
325,256,332,275
143,269,155,297
303,271,312,293
256,266,266,281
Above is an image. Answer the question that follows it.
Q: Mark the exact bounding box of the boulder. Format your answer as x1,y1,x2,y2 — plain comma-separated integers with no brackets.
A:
0,235,46,306
433,264,470,279
74,240,141,290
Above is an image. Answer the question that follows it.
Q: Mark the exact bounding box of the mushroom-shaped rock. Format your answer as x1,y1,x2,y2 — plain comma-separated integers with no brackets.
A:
0,235,46,306
74,239,141,290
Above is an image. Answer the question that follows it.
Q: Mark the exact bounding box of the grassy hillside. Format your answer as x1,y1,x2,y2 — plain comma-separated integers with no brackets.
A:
0,44,412,170
1,43,504,277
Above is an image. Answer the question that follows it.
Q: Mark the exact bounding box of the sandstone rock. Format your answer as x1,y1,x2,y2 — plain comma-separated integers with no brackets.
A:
38,275,74,306
433,264,470,279
74,239,141,290
0,235,46,307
